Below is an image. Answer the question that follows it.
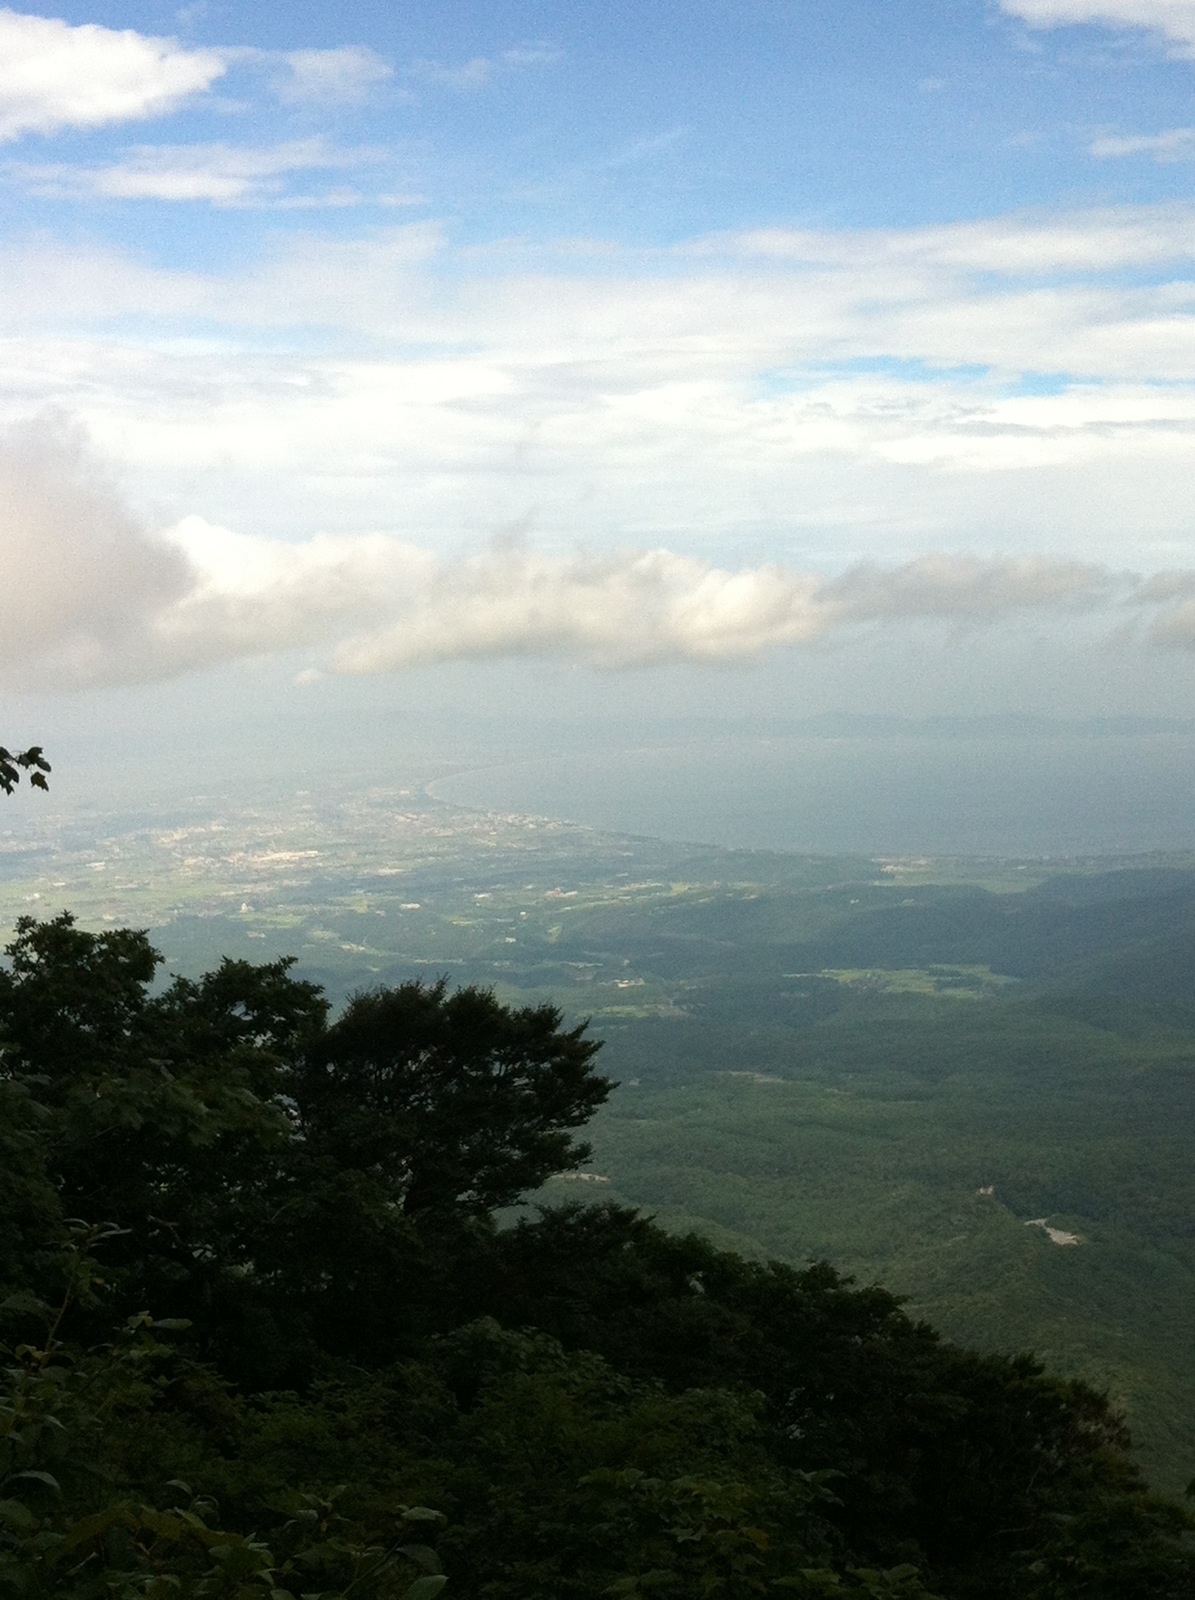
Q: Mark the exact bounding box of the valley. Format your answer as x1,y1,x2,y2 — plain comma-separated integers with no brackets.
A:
3,782,1193,1490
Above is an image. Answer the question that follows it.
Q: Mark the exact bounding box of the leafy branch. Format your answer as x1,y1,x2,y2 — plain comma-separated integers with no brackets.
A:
0,746,50,796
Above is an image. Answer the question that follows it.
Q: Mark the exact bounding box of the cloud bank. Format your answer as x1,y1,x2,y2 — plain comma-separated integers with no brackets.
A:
0,421,1187,692
5,201,1195,569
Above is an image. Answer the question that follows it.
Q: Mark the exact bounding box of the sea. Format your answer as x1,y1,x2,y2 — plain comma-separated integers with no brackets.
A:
429,728,1195,858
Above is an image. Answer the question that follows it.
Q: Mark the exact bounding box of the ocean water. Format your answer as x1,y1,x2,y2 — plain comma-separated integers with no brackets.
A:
429,733,1195,857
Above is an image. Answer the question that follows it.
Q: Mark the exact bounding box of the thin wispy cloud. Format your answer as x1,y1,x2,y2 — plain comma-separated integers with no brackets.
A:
407,42,561,91
276,46,395,106
7,137,384,207
820,555,1117,620
1091,126,1195,158
0,6,225,140
1001,1,1195,55
699,204,1195,273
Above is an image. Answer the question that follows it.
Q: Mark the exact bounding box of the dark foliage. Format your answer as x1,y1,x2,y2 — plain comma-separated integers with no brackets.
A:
296,979,609,1215
0,744,49,796
0,914,1191,1599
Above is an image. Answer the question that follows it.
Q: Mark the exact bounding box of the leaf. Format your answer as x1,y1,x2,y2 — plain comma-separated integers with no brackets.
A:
396,1543,443,1574
12,1470,61,1495
0,1292,50,1317
61,1506,140,1548
399,1578,448,1600
0,1498,37,1531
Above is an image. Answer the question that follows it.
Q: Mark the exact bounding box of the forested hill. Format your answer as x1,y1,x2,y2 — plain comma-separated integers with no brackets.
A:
1,912,1193,1599
549,859,1195,1005
532,858,1195,1493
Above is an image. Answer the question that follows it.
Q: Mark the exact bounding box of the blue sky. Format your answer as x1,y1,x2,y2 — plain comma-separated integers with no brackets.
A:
7,0,1195,786
13,2,1195,246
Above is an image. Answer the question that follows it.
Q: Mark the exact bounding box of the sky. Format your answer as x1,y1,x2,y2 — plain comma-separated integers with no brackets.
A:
7,0,1195,800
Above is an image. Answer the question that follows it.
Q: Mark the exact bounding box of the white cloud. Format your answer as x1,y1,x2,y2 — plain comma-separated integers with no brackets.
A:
277,45,393,105
700,204,1195,273
148,524,827,675
8,138,379,206
318,545,827,672
0,7,225,140
1091,126,1195,158
1001,1,1195,54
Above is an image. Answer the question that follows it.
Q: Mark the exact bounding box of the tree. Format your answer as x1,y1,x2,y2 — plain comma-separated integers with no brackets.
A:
0,920,611,1372
0,745,48,795
295,978,613,1216
0,918,321,1362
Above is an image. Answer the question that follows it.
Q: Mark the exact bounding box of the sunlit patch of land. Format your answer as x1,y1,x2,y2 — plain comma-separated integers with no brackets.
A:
818,964,1018,997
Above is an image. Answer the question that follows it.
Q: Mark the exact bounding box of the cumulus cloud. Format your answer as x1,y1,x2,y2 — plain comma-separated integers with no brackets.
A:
317,549,1130,673
122,521,833,676
0,417,194,685
9,138,378,206
0,421,1183,691
319,546,826,672
0,7,225,140
1001,1,1195,53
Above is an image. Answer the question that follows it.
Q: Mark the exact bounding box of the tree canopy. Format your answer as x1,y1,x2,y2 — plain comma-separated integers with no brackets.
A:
297,978,609,1215
0,914,1191,1599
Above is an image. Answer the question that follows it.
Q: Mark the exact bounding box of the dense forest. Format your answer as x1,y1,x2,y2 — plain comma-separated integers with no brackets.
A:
1,912,1193,1598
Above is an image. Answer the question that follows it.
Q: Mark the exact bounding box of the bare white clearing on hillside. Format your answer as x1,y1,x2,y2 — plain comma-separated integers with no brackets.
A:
1025,1218,1083,1246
